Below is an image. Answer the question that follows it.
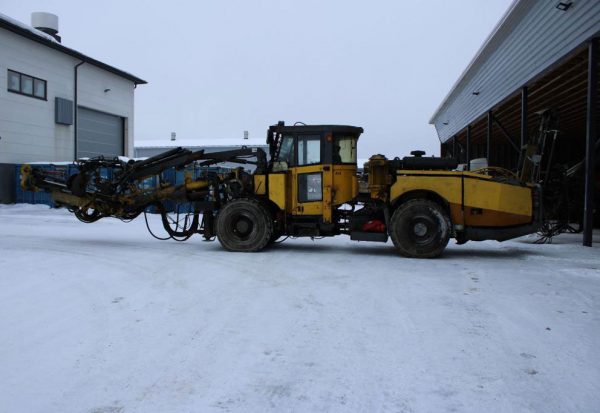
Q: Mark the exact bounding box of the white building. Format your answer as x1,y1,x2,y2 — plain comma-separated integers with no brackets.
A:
0,12,146,203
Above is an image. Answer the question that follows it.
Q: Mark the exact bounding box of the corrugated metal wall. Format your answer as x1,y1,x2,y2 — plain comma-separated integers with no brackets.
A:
77,107,124,158
432,0,600,142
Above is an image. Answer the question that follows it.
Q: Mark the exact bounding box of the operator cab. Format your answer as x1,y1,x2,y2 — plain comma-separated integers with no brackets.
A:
265,122,363,226
267,122,363,171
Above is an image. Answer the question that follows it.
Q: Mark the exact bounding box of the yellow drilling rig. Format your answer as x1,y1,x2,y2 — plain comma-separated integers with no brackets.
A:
21,122,541,258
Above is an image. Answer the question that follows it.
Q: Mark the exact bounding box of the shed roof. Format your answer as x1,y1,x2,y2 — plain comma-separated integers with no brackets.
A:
430,0,600,143
0,12,146,85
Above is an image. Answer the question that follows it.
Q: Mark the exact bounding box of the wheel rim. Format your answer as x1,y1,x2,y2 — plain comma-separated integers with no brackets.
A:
231,214,254,240
409,216,437,246
413,222,427,237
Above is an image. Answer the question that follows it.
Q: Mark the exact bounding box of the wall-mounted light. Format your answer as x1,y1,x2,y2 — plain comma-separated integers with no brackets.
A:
104,88,111,93
556,1,573,11
472,91,480,96
443,121,449,125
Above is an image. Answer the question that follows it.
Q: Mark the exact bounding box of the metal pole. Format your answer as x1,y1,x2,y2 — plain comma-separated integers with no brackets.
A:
521,86,528,149
466,125,471,171
583,38,598,247
487,110,492,164
73,61,84,161
452,136,457,159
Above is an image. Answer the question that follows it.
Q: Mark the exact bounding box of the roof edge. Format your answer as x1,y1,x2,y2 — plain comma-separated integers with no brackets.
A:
429,0,524,124
0,16,147,85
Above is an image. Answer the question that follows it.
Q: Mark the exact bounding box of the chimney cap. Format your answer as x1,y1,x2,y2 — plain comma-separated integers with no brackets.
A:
31,12,59,34
31,12,60,42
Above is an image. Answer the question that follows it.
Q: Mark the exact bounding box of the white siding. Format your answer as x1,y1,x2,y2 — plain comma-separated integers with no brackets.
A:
0,29,135,164
0,30,74,163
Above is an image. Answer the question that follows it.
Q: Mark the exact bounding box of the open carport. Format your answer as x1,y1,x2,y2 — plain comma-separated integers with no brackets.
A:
430,0,600,246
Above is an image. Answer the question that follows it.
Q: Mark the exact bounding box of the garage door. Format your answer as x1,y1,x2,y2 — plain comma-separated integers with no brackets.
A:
77,107,124,158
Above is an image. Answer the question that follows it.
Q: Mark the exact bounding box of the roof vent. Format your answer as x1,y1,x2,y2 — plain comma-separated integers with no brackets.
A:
31,12,61,42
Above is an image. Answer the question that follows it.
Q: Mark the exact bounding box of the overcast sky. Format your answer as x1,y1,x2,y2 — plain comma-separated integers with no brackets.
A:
5,0,512,159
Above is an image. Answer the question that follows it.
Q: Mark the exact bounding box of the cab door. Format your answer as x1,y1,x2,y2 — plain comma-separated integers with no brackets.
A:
290,134,332,221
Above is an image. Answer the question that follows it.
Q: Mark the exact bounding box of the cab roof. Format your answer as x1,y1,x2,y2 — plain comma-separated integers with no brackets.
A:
269,124,364,136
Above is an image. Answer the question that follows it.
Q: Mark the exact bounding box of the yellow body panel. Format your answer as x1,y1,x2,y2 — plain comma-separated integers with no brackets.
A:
463,176,532,216
268,173,287,210
390,172,463,205
332,165,358,205
272,164,358,223
253,175,266,195
390,171,533,227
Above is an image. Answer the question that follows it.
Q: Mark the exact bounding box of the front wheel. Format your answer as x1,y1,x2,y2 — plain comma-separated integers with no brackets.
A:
216,198,273,252
389,199,450,258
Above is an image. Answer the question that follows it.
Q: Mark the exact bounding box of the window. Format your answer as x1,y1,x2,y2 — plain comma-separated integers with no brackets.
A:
7,69,47,100
297,135,321,166
34,78,46,98
21,75,33,95
334,136,357,164
7,70,19,92
298,172,322,202
278,136,294,165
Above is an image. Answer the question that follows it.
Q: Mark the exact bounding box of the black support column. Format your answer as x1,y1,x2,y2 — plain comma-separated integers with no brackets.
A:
452,136,456,159
487,110,492,163
584,38,598,247
521,86,528,148
466,125,472,171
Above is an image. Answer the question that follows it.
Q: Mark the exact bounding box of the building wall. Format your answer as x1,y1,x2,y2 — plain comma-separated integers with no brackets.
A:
0,28,135,165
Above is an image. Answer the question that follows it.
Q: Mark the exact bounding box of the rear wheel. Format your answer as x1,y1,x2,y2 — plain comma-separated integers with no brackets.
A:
216,198,273,252
389,199,450,258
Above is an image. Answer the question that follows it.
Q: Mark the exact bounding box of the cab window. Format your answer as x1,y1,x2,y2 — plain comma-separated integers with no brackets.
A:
278,136,294,165
297,135,321,166
298,172,322,202
334,136,357,164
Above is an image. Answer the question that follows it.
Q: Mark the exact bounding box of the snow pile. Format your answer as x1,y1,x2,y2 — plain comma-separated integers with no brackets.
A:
0,205,598,412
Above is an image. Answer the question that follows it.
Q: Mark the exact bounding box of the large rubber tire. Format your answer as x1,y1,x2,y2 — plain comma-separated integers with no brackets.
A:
216,198,274,252
389,199,451,258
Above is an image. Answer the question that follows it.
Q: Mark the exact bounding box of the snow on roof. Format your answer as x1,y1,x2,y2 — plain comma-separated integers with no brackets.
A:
0,12,58,43
0,13,146,85
135,138,268,149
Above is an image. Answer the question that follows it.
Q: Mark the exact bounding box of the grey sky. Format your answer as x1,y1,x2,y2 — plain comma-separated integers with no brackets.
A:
4,0,512,159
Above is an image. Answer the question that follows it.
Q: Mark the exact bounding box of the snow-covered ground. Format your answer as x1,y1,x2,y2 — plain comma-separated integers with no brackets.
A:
0,204,598,413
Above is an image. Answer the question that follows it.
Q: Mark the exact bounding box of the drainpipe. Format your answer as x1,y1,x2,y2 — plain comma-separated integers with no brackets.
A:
73,61,84,160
